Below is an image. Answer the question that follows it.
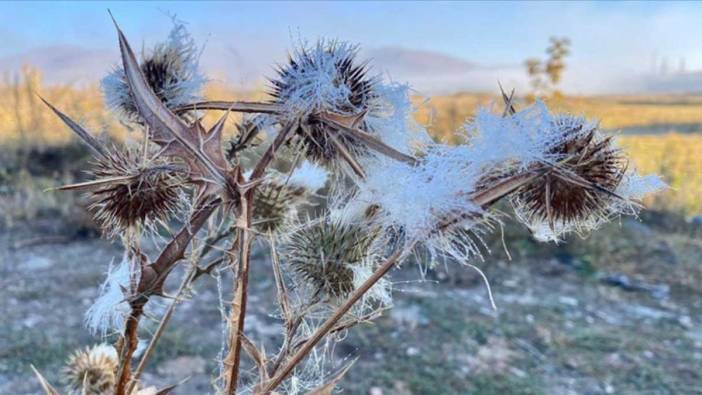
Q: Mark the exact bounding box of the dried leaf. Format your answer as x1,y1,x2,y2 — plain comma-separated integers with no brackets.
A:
241,334,269,382
305,358,357,395
111,14,228,192
40,96,108,159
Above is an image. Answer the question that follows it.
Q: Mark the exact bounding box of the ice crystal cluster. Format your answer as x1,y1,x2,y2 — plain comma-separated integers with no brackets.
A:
40,14,667,395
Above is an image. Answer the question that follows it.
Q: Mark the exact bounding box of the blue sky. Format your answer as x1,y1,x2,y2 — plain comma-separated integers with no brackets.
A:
1,1,701,94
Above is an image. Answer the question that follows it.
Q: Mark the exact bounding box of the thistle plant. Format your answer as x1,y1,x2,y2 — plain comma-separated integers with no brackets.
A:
35,14,666,395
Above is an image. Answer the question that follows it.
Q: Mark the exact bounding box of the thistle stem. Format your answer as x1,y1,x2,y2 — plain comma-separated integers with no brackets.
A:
126,261,200,395
320,117,418,166
174,100,283,115
115,303,144,395
222,122,297,393
222,219,254,394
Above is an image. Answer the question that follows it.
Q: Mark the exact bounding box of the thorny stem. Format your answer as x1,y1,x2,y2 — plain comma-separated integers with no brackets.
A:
222,215,254,394
148,197,222,294
222,122,297,394
258,168,541,393
126,260,200,395
115,303,144,395
113,197,221,394
174,100,283,115
320,117,419,166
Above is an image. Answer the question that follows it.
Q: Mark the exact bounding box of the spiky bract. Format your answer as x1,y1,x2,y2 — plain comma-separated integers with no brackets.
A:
88,149,182,234
270,40,376,164
63,344,118,395
285,218,379,298
513,116,626,234
102,21,205,122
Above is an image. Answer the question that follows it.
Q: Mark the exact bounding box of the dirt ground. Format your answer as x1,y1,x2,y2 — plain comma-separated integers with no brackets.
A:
2,214,702,395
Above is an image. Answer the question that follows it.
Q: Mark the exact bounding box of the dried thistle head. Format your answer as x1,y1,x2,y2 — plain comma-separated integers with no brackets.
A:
513,116,626,234
102,20,205,122
87,148,183,234
270,40,376,164
63,344,118,394
285,217,379,299
253,179,307,234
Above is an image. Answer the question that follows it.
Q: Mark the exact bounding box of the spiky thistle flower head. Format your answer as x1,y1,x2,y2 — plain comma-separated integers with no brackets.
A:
63,344,118,395
251,161,327,234
254,178,307,234
270,39,377,164
86,147,183,235
102,19,205,122
283,215,381,299
463,100,665,241
512,115,627,235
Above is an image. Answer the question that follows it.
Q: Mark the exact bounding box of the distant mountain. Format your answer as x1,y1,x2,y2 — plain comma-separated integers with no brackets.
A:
0,45,116,85
364,46,476,75
363,46,524,94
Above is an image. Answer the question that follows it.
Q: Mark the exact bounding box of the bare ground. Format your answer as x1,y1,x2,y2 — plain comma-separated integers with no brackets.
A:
2,215,702,395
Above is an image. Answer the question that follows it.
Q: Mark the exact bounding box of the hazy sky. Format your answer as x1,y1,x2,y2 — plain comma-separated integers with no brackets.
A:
1,1,700,94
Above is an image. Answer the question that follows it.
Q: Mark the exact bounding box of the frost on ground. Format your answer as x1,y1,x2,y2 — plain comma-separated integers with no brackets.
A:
2,214,702,394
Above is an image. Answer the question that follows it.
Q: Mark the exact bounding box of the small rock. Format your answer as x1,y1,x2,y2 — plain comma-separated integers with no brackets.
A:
558,296,579,307
627,305,671,320
24,255,52,270
406,346,419,356
156,356,206,378
679,315,693,329
369,387,384,395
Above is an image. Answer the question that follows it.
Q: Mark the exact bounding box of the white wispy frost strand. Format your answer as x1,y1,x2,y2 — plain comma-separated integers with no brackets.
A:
85,253,138,336
101,18,205,120
355,145,482,240
288,160,328,191
277,40,372,119
616,173,668,202
466,100,572,168
366,82,432,154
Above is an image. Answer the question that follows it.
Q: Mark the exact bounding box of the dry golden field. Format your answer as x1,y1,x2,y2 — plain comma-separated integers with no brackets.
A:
2,67,701,214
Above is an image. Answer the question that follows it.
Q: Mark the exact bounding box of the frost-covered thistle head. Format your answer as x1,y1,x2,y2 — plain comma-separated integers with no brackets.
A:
63,344,118,395
102,20,205,122
285,217,379,299
270,40,377,164
254,179,306,234
252,161,328,233
87,148,183,235
513,116,626,232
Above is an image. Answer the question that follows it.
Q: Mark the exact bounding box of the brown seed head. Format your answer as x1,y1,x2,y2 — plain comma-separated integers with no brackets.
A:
513,116,626,231
88,148,183,234
63,344,118,395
